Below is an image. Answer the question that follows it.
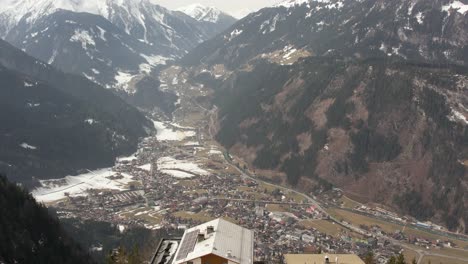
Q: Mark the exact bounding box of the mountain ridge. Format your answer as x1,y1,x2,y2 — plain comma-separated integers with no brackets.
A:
179,0,468,233
0,39,152,185
0,0,236,92
0,174,94,263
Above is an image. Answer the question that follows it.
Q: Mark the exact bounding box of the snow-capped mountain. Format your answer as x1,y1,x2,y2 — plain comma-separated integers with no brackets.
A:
184,0,468,68
0,0,236,92
274,0,311,8
4,9,171,90
177,3,237,38
178,3,225,23
0,0,205,50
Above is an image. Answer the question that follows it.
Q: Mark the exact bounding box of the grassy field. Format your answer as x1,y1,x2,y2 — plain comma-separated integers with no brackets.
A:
329,208,401,234
174,211,214,222
134,213,162,225
237,186,253,192
340,196,361,209
436,248,468,260
329,208,468,259
403,248,420,264
299,219,345,237
266,204,290,212
258,182,305,203
421,255,468,264
236,186,269,199
175,180,197,187
118,207,162,225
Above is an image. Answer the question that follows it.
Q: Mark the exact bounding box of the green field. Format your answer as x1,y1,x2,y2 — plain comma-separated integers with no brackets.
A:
299,219,345,237
329,208,468,261
421,255,468,264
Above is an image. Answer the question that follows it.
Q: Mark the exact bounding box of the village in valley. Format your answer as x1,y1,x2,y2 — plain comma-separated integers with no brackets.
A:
31,66,468,264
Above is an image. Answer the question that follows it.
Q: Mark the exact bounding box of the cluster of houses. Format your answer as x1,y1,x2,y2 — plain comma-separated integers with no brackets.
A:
150,218,366,264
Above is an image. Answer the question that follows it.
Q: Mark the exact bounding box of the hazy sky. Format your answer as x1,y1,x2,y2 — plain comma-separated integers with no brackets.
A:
153,0,279,18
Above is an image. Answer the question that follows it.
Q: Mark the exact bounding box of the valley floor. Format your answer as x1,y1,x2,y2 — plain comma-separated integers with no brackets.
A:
32,66,468,264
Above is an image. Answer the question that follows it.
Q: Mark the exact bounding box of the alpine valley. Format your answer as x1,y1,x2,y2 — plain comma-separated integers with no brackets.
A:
179,0,468,233
1,0,468,262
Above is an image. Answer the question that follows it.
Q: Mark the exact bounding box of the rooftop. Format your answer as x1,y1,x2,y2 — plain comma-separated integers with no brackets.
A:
173,218,254,264
150,238,181,264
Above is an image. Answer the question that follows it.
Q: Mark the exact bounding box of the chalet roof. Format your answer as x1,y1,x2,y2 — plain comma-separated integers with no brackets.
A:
173,218,254,264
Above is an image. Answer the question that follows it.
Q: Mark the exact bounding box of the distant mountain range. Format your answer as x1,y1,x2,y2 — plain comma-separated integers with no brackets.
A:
181,0,468,233
0,39,152,186
0,0,236,92
177,3,237,32
184,0,468,68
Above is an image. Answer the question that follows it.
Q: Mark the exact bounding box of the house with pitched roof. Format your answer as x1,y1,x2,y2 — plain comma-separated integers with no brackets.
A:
172,218,254,264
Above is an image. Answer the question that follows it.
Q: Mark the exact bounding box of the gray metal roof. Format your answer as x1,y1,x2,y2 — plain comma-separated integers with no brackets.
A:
173,218,254,264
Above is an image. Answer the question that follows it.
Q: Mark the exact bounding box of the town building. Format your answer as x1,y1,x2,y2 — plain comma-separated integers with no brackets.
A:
172,218,254,264
150,238,182,264
284,254,365,264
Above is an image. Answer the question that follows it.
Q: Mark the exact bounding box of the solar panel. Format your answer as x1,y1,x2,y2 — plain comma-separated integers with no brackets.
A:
176,230,198,261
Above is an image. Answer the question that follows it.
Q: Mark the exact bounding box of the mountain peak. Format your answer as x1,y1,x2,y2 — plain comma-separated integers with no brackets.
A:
0,0,161,26
177,3,225,23
274,0,311,8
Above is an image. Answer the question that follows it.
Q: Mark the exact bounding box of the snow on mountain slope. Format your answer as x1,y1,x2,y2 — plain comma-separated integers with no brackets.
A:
0,0,109,33
184,0,468,69
274,0,311,8
0,0,231,92
177,3,223,23
0,0,206,50
176,3,237,39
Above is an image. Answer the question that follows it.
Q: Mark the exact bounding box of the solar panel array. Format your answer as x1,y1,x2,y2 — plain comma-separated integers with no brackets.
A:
176,230,198,261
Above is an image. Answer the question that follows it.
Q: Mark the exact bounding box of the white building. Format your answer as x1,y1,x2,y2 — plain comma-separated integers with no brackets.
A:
172,218,254,264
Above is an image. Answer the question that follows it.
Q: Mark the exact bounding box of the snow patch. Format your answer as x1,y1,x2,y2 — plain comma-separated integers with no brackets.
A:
177,3,223,23
138,163,152,171
24,81,35,87
275,0,311,8
48,49,58,64
153,121,196,141
140,54,168,66
26,103,40,108
209,149,223,155
114,71,135,91
32,168,135,203
96,26,106,41
416,12,424,24
448,109,468,125
20,142,37,150
84,119,97,125
157,156,209,177
228,28,243,41
117,153,138,162
161,170,195,179
70,29,95,50
442,1,468,15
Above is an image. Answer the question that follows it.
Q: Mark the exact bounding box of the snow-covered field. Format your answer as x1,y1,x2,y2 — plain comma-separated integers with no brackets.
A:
157,157,209,178
138,163,152,171
160,170,195,179
117,152,138,162
153,121,196,141
32,168,134,203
